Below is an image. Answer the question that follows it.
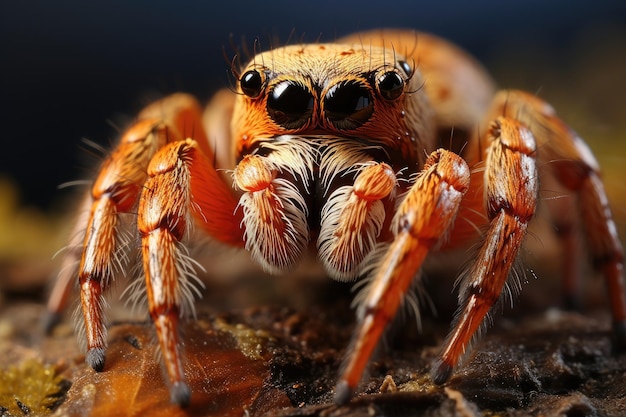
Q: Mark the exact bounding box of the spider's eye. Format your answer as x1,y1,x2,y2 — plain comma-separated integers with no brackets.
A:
240,70,265,98
323,80,373,130
397,60,412,77
376,70,405,101
267,80,314,130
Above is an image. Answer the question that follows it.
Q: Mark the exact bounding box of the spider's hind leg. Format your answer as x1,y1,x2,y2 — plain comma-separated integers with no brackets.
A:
492,90,626,346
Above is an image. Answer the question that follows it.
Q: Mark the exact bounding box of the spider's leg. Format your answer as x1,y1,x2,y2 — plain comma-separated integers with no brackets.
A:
74,117,174,372
44,94,210,339
334,149,470,404
431,117,538,383
137,106,244,406
138,137,242,406
46,92,242,407
491,90,626,345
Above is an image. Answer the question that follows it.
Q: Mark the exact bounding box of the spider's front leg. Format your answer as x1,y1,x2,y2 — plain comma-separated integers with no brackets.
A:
64,116,175,370
45,94,215,346
335,149,470,404
137,136,245,406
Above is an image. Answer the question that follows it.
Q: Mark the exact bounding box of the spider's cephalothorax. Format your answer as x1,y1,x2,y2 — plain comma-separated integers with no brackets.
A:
230,43,433,279
46,29,626,407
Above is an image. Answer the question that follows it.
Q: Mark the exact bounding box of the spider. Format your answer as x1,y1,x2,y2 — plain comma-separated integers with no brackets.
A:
45,29,626,407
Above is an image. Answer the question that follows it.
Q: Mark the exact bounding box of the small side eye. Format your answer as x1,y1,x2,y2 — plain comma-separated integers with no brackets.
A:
376,71,405,101
240,69,265,98
397,60,412,77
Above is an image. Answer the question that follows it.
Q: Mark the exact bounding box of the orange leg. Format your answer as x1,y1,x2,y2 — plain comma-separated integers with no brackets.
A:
138,141,192,406
46,93,243,407
79,117,172,371
431,117,539,383
547,176,585,310
489,90,626,345
44,93,227,326
45,93,208,337
138,137,241,406
70,94,225,372
334,149,470,404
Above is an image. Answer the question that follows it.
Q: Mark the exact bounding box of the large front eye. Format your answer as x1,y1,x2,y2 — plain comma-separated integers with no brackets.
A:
240,69,265,98
323,80,373,130
376,70,405,101
267,80,314,130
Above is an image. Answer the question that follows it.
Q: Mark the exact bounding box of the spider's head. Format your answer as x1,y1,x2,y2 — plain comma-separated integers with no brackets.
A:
231,42,434,163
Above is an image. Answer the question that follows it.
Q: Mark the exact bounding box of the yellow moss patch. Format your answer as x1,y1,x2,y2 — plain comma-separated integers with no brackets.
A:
213,318,272,360
0,359,66,416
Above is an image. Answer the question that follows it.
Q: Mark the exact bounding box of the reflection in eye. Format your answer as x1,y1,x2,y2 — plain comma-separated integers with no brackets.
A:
324,80,374,130
267,80,314,130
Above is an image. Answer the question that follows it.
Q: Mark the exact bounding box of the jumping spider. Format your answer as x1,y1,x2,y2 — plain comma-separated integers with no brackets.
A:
45,29,626,407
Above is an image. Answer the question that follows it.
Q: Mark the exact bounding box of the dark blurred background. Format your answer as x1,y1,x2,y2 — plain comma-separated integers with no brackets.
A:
1,0,625,212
